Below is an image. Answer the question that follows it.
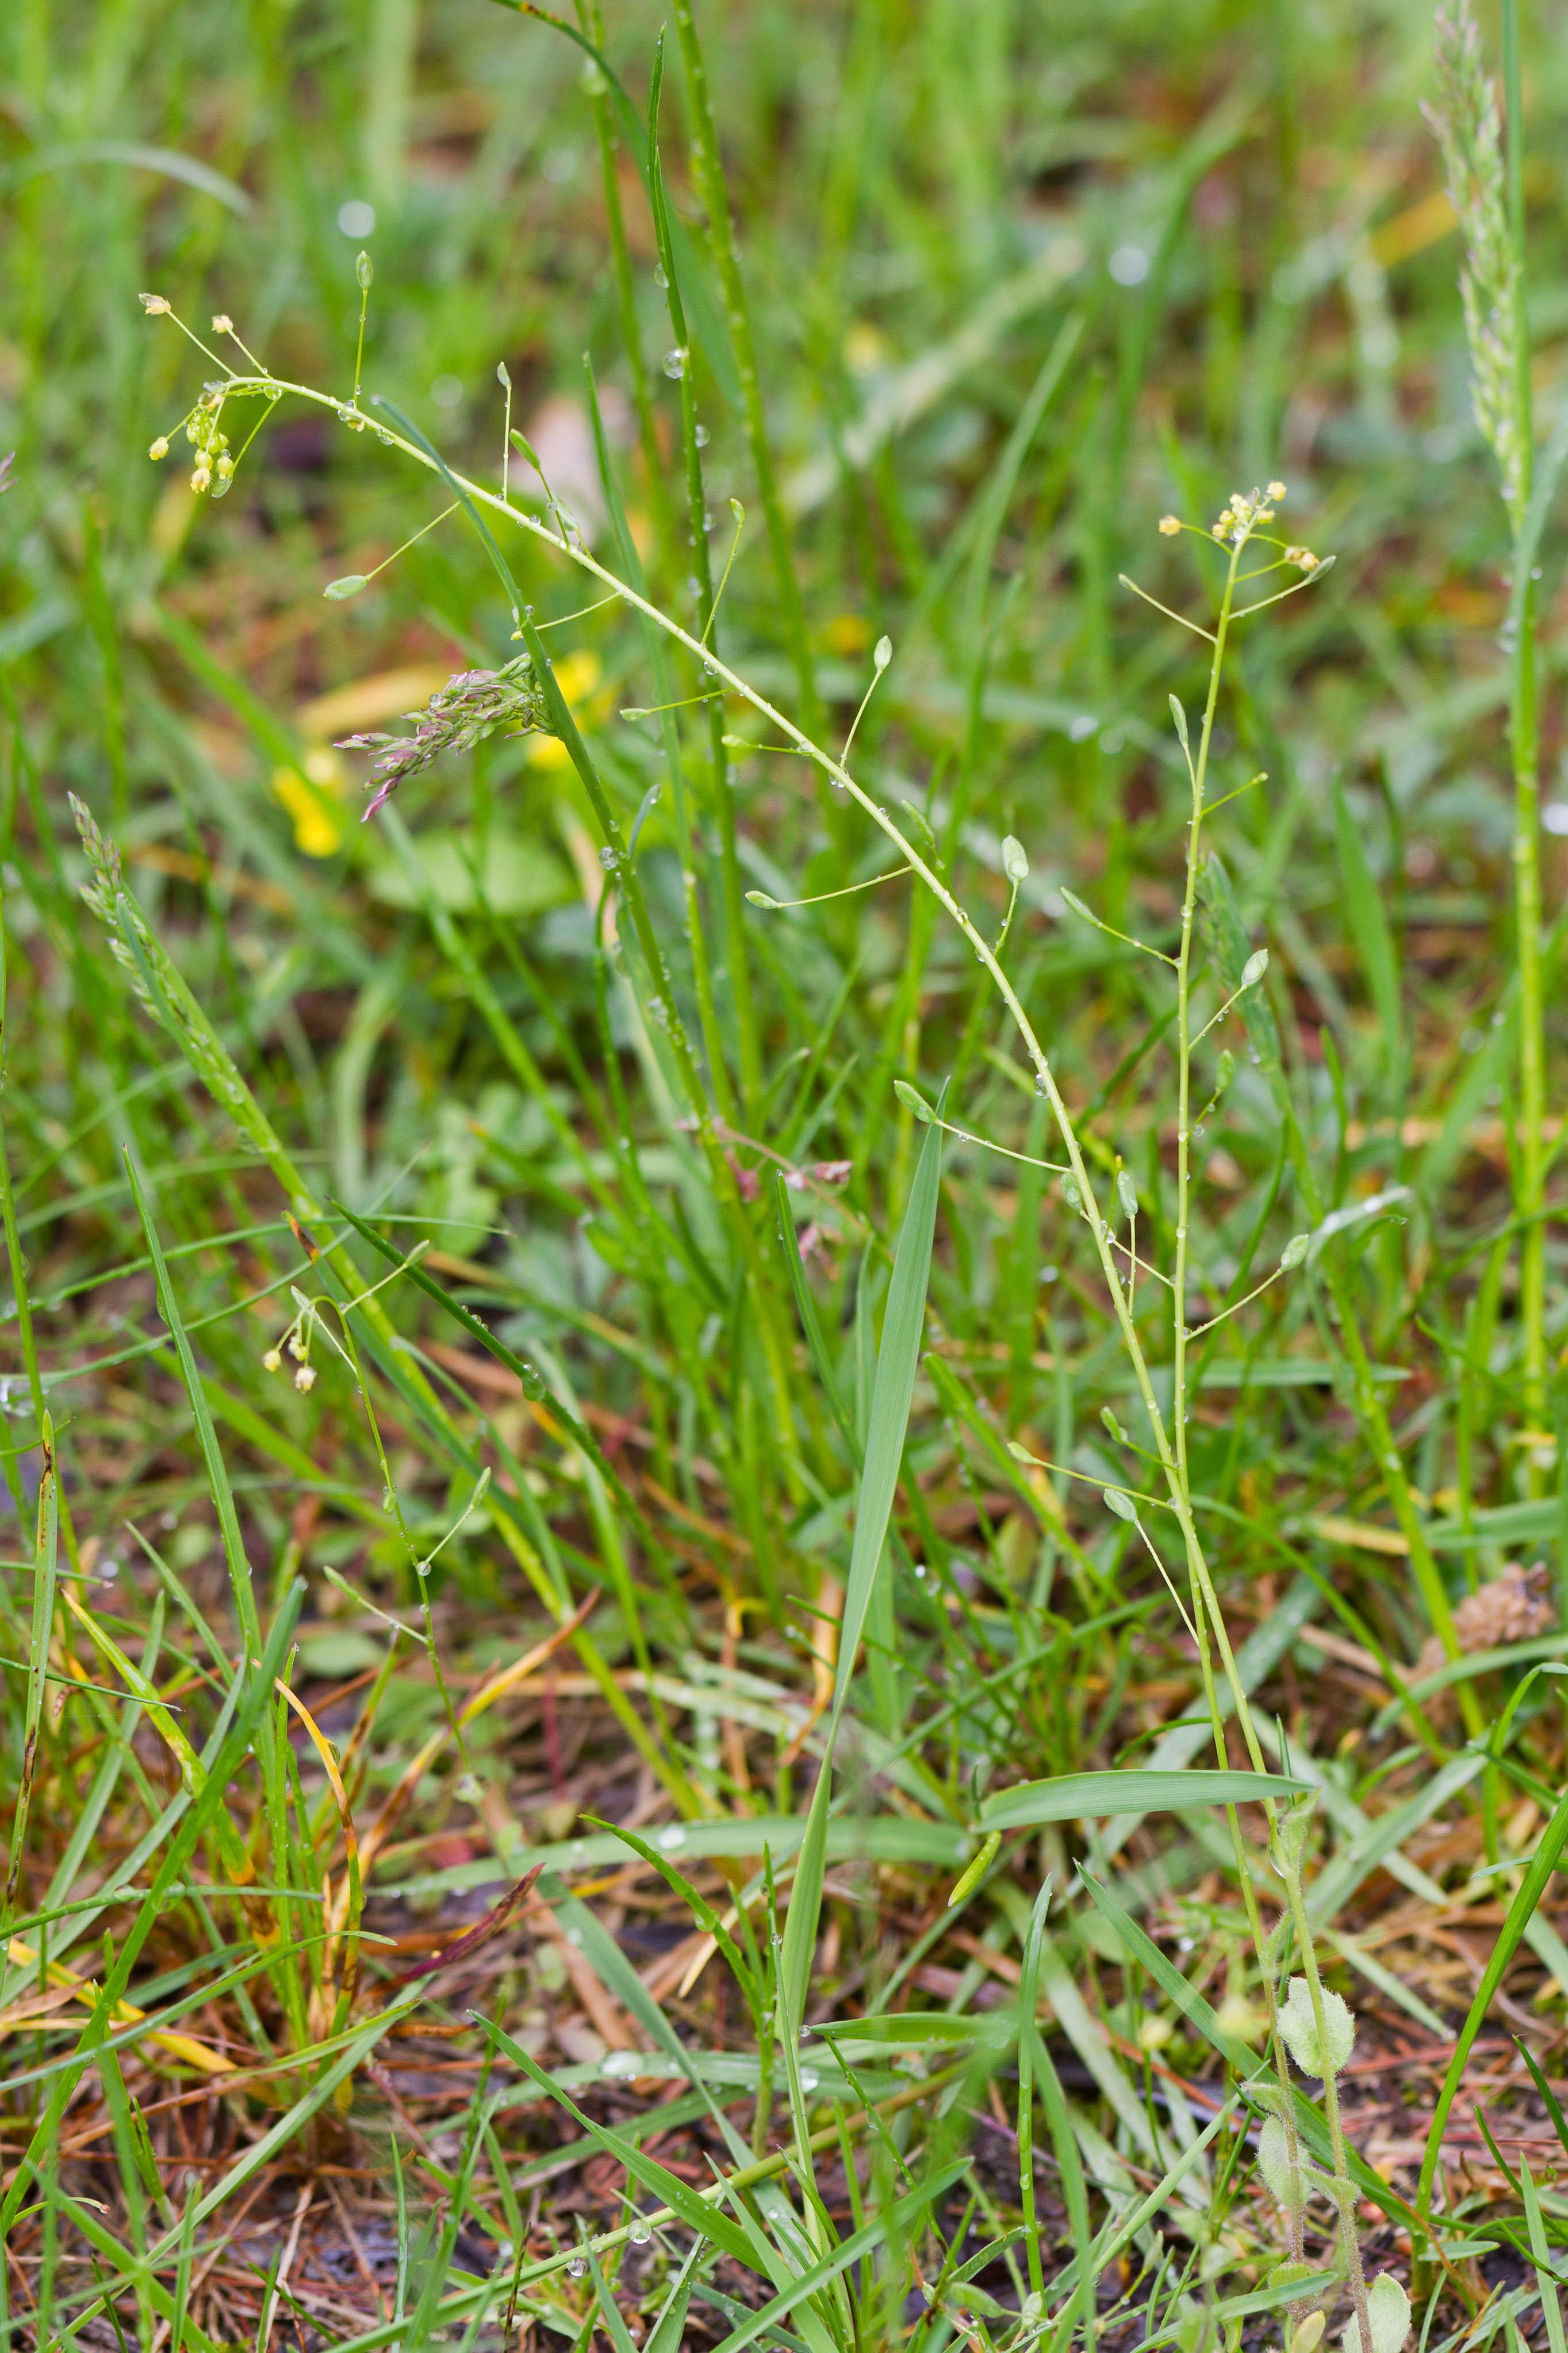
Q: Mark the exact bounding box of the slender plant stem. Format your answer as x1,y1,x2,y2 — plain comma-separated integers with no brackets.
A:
1503,0,1546,1443
583,14,677,565
668,0,824,753
648,87,763,1122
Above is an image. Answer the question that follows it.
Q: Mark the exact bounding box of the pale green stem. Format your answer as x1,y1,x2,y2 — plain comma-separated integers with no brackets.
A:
1504,0,1546,1444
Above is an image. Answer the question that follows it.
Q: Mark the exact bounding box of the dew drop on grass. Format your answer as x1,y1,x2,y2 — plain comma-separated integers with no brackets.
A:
630,2220,653,2244
663,347,687,379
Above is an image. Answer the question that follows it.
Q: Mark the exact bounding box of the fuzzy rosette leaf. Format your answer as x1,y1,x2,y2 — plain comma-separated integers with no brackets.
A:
1341,2277,1410,2353
1279,1976,1355,2079
1258,2115,1330,2215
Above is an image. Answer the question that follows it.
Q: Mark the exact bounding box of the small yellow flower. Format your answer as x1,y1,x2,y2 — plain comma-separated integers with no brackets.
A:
148,437,169,461
216,454,233,480
262,1348,283,1373
191,464,212,493
139,293,171,315
1284,545,1318,571
1267,479,1287,500
212,313,233,334
294,1363,317,1393
1158,514,1180,535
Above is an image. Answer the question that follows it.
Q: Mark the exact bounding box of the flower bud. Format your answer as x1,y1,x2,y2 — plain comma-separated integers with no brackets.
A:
1158,513,1180,534
139,293,171,315
191,465,212,493
1002,835,1029,883
148,437,169,461
262,1348,282,1373
294,1364,317,1392
212,313,233,333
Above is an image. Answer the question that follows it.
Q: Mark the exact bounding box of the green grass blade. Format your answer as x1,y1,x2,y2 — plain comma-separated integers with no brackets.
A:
1417,1776,1568,2235
982,1767,1305,1830
124,1151,258,1655
775,1170,857,1460
831,1099,943,1721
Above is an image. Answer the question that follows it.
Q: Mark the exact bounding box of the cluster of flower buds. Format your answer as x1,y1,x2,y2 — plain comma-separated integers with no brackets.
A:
262,1300,318,1391
338,652,559,818
1210,480,1287,545
186,385,233,498
140,294,239,495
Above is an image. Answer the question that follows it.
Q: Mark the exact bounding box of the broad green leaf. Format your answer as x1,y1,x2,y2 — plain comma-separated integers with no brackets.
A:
818,2013,995,2046
981,1767,1305,1830
380,1809,970,1900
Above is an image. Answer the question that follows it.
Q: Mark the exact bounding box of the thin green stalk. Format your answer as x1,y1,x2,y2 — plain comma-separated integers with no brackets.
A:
668,0,824,750
646,56,758,1123
1502,0,1545,1441
583,10,678,563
